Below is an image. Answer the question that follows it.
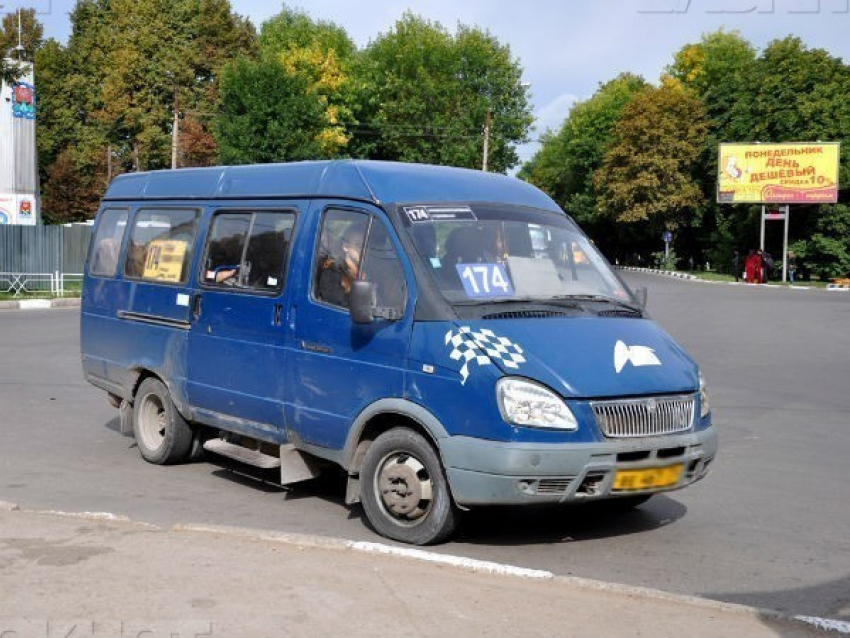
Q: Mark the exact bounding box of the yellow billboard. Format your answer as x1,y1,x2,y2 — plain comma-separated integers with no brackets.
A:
718,142,840,204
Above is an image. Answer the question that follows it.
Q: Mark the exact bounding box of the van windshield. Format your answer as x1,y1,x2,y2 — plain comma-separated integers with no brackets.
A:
400,204,636,309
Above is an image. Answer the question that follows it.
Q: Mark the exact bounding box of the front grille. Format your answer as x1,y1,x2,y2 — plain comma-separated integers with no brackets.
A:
591,395,695,438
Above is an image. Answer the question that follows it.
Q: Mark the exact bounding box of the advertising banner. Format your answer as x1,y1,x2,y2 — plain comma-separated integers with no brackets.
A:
718,142,840,204
0,193,37,225
11,82,36,120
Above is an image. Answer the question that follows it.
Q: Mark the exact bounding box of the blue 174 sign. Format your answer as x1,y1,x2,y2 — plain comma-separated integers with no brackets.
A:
456,263,514,298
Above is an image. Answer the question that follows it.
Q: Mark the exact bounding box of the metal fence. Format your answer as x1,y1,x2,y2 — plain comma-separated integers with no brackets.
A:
0,224,92,296
0,223,92,273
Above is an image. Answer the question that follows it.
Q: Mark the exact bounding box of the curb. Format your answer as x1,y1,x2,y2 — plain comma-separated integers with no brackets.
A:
0,297,81,310
826,284,850,291
3,506,849,634
617,266,698,280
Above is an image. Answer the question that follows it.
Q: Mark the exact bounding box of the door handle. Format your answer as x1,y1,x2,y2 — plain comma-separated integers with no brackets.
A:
273,303,283,326
192,293,203,320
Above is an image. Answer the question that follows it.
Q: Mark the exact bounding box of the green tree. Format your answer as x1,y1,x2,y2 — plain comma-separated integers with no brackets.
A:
215,57,327,164
594,78,709,238
1,8,43,82
257,6,356,157
353,13,533,172
520,73,647,228
36,0,255,222
668,31,758,271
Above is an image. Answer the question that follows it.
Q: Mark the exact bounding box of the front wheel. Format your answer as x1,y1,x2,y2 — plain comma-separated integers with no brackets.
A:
360,428,458,545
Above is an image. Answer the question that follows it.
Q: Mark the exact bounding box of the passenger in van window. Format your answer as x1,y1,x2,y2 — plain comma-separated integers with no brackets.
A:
92,237,120,276
317,225,366,307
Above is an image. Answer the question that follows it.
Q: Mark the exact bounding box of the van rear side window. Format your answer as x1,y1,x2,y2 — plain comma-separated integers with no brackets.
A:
90,209,128,277
202,211,296,291
125,209,199,284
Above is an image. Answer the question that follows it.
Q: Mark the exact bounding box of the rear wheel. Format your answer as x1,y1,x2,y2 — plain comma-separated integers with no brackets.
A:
133,377,193,465
360,428,458,545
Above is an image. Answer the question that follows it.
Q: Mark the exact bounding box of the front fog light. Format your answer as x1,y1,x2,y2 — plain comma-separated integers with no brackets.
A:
496,378,578,430
699,372,711,418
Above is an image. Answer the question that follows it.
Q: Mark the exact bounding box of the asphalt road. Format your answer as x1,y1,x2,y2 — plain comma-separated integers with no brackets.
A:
0,274,848,621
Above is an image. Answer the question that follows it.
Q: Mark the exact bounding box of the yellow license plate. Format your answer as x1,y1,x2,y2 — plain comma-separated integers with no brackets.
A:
612,464,684,492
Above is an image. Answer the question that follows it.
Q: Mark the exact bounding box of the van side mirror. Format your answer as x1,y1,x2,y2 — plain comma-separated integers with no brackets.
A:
350,280,376,324
634,286,648,309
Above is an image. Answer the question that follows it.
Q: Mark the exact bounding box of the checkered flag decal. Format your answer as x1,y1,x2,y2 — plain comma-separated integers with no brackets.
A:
444,327,526,385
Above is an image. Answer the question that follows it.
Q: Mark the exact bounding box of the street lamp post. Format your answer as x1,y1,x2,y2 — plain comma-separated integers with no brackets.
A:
482,81,530,173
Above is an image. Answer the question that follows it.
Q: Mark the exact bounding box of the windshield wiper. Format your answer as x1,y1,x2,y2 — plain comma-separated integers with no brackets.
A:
551,294,643,314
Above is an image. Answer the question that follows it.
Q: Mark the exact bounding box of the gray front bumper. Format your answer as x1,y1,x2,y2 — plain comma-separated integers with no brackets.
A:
441,427,718,506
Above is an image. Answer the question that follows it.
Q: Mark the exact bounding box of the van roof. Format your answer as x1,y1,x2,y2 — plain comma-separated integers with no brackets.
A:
103,160,561,212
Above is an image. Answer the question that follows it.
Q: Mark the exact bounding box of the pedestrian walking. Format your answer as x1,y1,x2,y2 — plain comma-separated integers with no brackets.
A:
733,250,740,282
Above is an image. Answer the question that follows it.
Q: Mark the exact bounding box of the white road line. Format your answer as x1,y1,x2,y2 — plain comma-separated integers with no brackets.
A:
348,541,554,579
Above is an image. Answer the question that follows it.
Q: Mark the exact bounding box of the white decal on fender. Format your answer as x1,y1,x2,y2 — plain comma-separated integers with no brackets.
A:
614,340,661,373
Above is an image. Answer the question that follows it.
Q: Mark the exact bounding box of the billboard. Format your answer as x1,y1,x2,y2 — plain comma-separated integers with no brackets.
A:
718,142,840,204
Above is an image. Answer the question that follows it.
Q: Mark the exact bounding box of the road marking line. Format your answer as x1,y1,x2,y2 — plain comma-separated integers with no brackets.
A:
795,616,850,634
348,541,554,579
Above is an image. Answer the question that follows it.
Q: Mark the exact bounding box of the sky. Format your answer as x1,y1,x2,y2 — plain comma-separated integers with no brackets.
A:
11,0,850,164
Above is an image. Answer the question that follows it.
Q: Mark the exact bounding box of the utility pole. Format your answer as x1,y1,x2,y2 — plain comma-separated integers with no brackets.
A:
482,108,492,172
171,85,179,169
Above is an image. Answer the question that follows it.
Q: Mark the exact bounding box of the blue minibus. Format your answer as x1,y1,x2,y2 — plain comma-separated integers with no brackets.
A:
81,160,717,544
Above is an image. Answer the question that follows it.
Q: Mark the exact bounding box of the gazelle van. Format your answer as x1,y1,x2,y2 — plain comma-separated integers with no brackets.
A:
81,160,717,544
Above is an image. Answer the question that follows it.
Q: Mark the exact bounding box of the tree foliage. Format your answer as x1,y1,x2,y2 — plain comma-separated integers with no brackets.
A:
32,0,255,222
0,8,43,82
520,73,647,227
215,58,327,164
594,78,709,234
353,13,533,172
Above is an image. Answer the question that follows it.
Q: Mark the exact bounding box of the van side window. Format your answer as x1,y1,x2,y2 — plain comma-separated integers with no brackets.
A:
360,221,407,316
90,209,128,277
124,209,198,283
203,211,296,292
314,210,370,309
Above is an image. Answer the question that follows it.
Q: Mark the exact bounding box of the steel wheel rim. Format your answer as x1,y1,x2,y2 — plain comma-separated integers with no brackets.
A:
373,451,434,527
138,392,167,452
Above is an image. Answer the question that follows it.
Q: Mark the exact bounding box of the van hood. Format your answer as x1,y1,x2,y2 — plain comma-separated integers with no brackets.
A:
438,317,698,399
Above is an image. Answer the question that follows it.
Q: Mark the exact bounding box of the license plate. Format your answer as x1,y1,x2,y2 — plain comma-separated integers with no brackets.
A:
612,464,684,491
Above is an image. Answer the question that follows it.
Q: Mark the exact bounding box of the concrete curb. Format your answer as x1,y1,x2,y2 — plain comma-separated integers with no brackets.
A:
0,297,81,310
618,266,848,291
173,521,847,634
617,266,698,280
4,506,850,634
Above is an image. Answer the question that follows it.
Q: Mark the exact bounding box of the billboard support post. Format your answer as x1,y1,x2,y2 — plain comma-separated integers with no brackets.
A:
760,205,766,252
782,204,790,284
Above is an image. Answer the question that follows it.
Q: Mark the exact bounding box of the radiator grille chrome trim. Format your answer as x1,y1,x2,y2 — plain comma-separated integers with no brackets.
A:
591,395,696,438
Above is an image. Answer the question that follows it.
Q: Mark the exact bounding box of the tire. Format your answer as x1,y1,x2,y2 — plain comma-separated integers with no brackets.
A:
360,428,458,545
133,377,193,465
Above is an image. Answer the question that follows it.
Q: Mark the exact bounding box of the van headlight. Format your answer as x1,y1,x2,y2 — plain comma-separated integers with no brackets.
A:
496,378,578,430
699,372,711,418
